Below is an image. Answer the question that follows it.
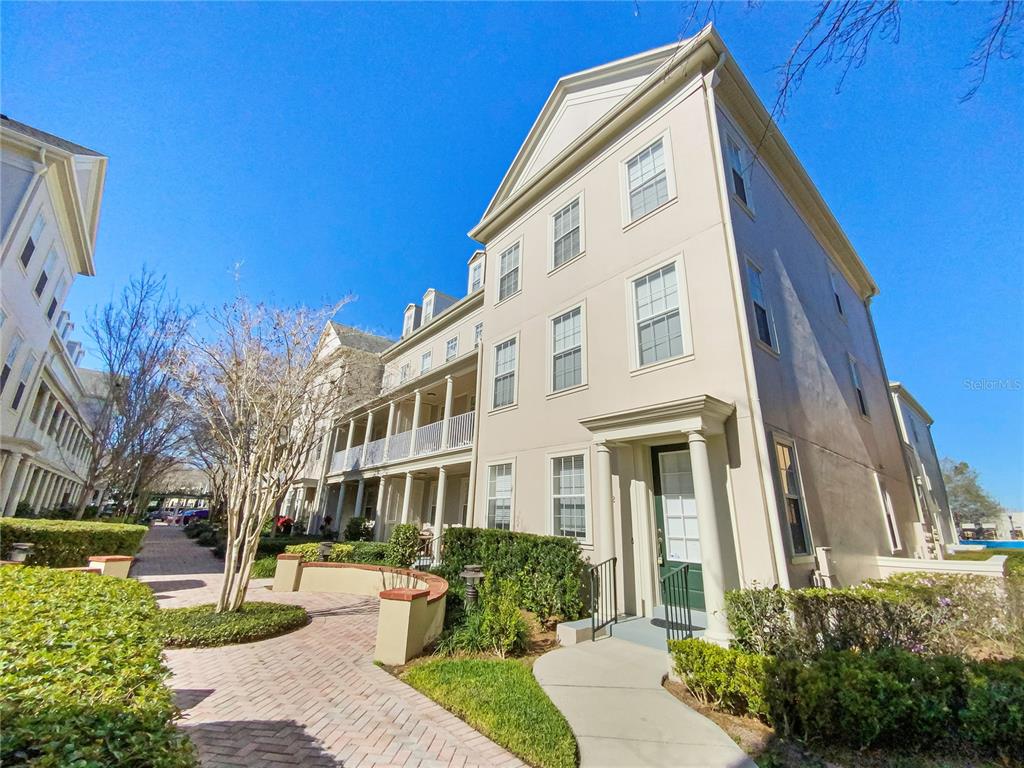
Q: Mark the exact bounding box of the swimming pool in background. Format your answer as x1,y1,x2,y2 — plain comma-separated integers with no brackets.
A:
958,540,1024,549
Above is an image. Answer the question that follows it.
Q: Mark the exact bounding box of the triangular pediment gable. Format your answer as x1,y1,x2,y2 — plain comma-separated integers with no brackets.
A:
481,42,686,219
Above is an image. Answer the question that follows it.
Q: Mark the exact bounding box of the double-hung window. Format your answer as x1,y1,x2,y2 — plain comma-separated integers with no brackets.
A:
47,274,68,321
1,334,24,394
420,350,432,374
423,294,434,322
876,474,902,552
35,249,57,298
829,268,845,317
726,135,752,209
626,138,670,221
552,454,586,539
746,262,776,349
551,307,583,392
469,261,483,293
399,363,411,383
20,214,45,269
487,463,513,530
633,264,684,367
774,440,811,556
849,356,869,417
473,322,483,348
552,198,581,269
11,353,36,411
498,243,520,301
446,336,458,361
492,338,517,409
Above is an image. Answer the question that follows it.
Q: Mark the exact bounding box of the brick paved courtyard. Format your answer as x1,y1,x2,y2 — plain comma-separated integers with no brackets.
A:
135,524,525,768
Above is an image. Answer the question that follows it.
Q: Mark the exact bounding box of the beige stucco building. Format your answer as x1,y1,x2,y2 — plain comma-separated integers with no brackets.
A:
0,116,106,517
300,28,944,640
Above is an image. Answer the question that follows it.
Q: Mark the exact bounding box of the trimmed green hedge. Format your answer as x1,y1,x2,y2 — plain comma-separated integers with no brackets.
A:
670,638,1024,759
255,534,319,557
0,518,147,568
436,528,587,624
284,540,389,565
158,601,309,648
385,523,421,568
0,566,196,767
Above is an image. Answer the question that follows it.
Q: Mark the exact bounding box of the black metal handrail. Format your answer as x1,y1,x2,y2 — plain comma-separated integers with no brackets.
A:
589,556,617,641
414,531,443,569
660,564,694,645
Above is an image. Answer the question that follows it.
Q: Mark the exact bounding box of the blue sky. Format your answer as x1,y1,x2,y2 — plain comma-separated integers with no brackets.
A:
3,2,1021,507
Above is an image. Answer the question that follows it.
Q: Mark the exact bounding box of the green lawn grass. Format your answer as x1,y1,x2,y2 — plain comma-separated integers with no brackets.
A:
402,658,577,768
158,601,309,647
948,548,1024,576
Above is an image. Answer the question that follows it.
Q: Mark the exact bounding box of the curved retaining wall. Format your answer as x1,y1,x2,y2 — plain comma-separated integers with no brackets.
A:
272,555,447,665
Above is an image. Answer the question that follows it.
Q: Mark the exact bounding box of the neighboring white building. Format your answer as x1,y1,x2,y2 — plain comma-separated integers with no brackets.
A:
0,116,107,516
889,382,957,552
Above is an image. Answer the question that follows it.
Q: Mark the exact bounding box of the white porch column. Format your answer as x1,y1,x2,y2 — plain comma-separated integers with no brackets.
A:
383,400,397,459
400,471,415,524
333,482,348,540
37,396,57,440
0,452,23,513
5,461,31,516
687,430,730,645
409,390,423,453
360,410,375,464
432,466,447,559
352,479,366,518
375,476,389,540
344,419,356,453
595,442,616,563
440,375,454,450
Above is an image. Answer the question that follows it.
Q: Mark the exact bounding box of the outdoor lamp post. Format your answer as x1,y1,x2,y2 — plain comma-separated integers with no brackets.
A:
318,540,334,560
460,564,484,607
6,543,34,563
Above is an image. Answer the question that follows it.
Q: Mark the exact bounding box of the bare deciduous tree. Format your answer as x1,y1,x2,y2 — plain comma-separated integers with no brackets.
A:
76,270,193,518
174,296,378,613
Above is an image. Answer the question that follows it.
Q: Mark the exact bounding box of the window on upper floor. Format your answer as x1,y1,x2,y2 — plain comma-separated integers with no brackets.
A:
20,213,45,269
552,454,586,540
35,248,58,298
552,197,582,270
849,356,869,418
829,267,846,317
497,243,520,302
774,439,812,557
1,333,25,394
47,274,68,322
492,337,517,409
423,294,434,322
469,260,483,293
474,322,483,348
402,307,416,337
625,138,670,222
420,350,432,374
487,463,513,530
875,474,902,552
11,353,36,411
551,307,583,392
633,263,684,367
446,336,458,362
400,363,411,383
745,261,777,350
0,309,6,330
725,134,753,210
910,417,920,444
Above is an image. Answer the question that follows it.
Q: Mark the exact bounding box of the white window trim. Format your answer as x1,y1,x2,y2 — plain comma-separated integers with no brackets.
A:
469,260,484,294
745,257,780,355
445,336,459,362
624,252,694,375
875,472,903,553
772,434,814,560
848,354,870,420
546,300,588,398
725,131,756,217
399,363,411,383
489,332,520,412
548,191,586,274
473,322,483,349
420,350,432,374
494,238,523,306
484,457,517,531
619,129,678,228
545,446,592,546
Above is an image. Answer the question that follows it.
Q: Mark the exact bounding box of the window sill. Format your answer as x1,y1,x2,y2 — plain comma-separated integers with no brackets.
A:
622,196,678,233
628,352,694,378
546,383,588,401
493,290,522,309
547,251,585,277
488,403,518,416
754,339,780,358
732,195,756,220
790,554,816,565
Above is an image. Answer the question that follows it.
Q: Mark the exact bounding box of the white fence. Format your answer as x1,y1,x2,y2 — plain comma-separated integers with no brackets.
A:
447,412,474,448
414,420,443,456
387,429,412,461
329,412,475,473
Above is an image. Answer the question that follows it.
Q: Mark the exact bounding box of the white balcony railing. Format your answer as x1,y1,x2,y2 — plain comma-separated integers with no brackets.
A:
413,420,443,456
330,450,347,474
386,429,412,461
447,411,474,448
363,437,386,467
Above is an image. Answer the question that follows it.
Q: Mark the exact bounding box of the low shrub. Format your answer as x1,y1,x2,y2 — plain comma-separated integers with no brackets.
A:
255,534,319,557
250,556,278,579
669,638,772,719
386,523,420,569
959,659,1024,759
343,516,375,542
195,529,220,547
183,521,211,540
158,601,309,648
0,517,147,568
0,566,196,767
437,527,587,624
283,540,389,565
436,578,529,658
347,541,388,564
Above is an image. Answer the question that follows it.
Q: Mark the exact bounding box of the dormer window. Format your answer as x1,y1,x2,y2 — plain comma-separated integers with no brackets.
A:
423,292,435,322
402,305,420,337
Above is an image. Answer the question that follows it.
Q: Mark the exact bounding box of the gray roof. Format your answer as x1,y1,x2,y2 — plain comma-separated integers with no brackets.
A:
1,114,104,157
330,322,393,353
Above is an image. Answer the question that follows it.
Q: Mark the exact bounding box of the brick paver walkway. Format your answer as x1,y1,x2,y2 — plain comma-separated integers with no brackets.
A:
135,524,524,768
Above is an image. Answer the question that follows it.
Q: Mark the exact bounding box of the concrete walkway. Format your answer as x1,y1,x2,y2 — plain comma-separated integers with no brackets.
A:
134,524,525,768
533,638,756,768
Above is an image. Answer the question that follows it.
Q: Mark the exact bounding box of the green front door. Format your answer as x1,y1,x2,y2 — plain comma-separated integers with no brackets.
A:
652,445,705,611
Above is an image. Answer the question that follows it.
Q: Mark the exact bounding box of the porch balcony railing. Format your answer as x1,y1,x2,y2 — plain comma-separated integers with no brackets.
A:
363,437,386,467
330,450,347,474
386,429,412,462
447,411,474,448
413,420,443,456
